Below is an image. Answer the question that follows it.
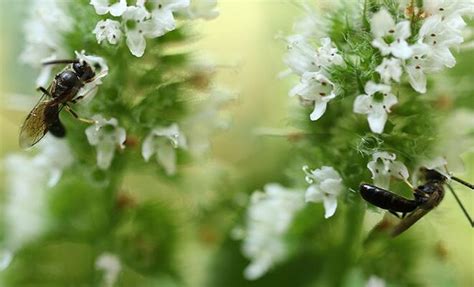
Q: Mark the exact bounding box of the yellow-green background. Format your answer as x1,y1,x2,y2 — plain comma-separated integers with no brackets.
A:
1,0,473,286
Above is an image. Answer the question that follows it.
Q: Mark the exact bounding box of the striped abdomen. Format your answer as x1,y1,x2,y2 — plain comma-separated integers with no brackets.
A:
359,183,418,213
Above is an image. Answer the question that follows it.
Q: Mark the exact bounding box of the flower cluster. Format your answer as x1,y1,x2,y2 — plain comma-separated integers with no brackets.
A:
91,0,219,57
357,3,474,133
285,36,344,121
302,165,344,218
240,184,304,280
284,1,473,134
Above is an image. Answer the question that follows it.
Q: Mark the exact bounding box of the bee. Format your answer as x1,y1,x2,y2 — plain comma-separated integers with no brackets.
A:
19,58,101,148
360,168,473,237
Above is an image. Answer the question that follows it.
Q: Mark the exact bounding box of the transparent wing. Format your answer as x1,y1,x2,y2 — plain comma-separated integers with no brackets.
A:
19,96,51,149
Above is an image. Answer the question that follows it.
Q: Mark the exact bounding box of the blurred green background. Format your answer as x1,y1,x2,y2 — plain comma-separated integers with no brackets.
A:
1,0,473,286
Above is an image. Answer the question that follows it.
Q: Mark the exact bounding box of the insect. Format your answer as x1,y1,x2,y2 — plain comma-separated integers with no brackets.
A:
19,58,100,148
360,167,473,237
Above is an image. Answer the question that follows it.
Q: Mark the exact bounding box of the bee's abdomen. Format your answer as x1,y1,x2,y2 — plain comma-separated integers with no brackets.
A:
359,183,418,213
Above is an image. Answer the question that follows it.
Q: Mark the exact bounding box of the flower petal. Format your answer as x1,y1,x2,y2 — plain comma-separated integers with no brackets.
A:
305,185,323,203
367,105,387,134
109,0,127,16
406,65,427,93
353,94,372,114
141,134,155,161
323,195,338,218
310,101,327,121
371,9,394,38
126,30,146,57
157,144,177,175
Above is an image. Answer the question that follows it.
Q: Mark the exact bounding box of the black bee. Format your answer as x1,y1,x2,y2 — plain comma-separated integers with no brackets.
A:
19,58,99,148
360,168,473,237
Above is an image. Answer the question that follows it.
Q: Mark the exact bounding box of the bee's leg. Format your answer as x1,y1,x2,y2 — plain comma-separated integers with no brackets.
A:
37,86,52,97
400,176,415,191
389,210,401,219
63,105,96,124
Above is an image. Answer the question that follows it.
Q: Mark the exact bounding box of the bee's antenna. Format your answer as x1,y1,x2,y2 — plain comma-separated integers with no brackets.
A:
450,176,474,190
42,59,79,66
446,183,474,227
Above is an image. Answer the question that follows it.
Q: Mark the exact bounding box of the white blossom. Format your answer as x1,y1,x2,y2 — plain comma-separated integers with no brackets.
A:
142,123,187,175
284,36,343,77
423,0,474,26
93,19,122,45
290,72,337,121
4,136,73,251
0,249,13,271
242,184,305,280
375,58,402,83
353,81,398,134
90,0,127,16
317,37,344,68
92,0,191,57
284,35,319,76
182,88,235,156
370,9,412,59
121,6,152,57
183,0,219,20
303,165,344,218
366,275,386,287
85,115,126,170
367,152,409,189
21,0,72,85
74,50,109,103
95,253,122,287
404,43,434,93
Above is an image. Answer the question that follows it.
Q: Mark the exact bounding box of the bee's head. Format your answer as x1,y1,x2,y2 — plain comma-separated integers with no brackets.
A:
73,60,95,82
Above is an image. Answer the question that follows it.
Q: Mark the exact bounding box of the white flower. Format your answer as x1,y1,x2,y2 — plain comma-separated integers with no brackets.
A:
424,0,474,26
284,35,319,76
404,43,434,93
242,184,304,280
418,15,462,69
74,50,109,103
142,123,187,175
366,275,386,287
21,0,72,84
121,6,152,57
93,19,122,45
139,0,190,38
303,165,344,218
183,0,219,20
85,115,126,170
317,37,344,68
290,72,337,121
182,88,235,156
353,81,398,134
90,0,127,16
4,135,72,251
375,58,402,83
0,249,13,271
283,36,343,77
367,152,409,189
33,135,74,187
95,253,122,287
371,9,412,59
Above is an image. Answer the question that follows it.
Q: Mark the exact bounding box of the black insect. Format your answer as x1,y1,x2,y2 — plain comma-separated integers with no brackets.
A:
360,168,473,237
19,58,99,148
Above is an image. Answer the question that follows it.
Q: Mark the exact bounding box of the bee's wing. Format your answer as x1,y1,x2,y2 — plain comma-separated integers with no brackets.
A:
19,96,52,149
